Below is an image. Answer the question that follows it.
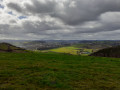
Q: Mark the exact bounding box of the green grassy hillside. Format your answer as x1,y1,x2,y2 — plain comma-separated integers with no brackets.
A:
0,52,120,89
0,43,26,53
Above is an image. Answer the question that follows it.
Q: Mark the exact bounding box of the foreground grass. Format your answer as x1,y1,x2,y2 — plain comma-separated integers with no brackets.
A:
0,52,120,89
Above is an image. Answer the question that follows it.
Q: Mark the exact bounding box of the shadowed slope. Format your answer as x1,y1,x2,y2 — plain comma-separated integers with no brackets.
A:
90,46,120,58
0,43,26,53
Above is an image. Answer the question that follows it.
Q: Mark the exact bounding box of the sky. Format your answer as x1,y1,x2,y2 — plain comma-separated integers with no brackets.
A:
1,0,120,40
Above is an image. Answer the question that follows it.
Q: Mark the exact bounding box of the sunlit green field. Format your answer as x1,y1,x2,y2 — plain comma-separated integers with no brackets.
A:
0,52,120,89
42,46,93,55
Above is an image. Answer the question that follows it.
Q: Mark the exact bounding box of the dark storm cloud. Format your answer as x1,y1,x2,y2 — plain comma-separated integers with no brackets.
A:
25,0,56,14
22,20,64,34
7,0,120,25
52,0,120,25
7,3,23,13
7,0,56,15
2,0,120,40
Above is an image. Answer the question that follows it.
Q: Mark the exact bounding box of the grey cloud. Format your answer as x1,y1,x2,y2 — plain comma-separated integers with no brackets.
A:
7,3,22,13
0,24,21,34
73,22,120,34
9,20,17,23
7,0,120,25
1,0,120,40
25,0,56,14
22,20,63,34
7,0,56,15
52,0,120,25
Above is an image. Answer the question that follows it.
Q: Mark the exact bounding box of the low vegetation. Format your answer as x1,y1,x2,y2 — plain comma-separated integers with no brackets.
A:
0,52,120,89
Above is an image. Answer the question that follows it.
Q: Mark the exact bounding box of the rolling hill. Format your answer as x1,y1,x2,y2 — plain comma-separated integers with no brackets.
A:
0,43,26,53
90,45,120,58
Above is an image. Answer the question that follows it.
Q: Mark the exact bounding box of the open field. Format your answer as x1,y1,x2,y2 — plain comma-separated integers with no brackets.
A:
0,52,120,89
43,46,79,55
42,46,93,55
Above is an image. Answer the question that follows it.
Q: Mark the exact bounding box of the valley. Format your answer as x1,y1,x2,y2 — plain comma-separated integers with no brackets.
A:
6,40,120,55
0,41,119,89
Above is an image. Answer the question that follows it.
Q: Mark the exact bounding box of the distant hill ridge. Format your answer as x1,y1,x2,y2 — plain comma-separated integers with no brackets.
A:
90,45,120,58
0,42,26,53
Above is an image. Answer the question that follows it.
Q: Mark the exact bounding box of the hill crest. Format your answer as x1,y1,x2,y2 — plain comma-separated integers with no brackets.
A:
0,42,26,53
90,46,120,58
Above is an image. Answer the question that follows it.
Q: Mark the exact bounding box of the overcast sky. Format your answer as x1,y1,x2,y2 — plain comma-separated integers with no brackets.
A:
1,0,120,40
